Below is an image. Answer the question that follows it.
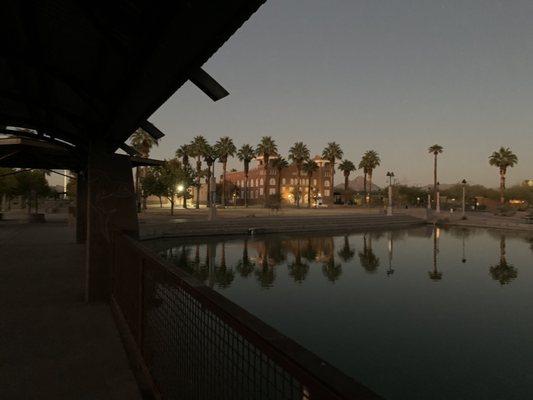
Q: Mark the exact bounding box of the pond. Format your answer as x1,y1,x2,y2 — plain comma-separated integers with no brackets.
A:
148,226,533,399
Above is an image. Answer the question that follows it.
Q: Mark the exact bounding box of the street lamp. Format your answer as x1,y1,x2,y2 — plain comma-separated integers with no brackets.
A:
427,185,432,211
461,179,467,219
386,171,395,216
177,184,184,192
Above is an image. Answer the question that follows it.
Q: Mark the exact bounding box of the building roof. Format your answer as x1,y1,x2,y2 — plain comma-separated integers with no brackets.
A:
0,1,265,159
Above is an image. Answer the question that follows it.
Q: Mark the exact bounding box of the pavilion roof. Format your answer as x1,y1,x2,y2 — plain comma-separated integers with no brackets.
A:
0,1,266,162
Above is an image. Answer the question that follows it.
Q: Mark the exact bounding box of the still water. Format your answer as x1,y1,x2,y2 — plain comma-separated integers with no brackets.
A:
150,226,533,399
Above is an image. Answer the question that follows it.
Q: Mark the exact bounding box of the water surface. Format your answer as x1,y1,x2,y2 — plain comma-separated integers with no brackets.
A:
150,227,533,399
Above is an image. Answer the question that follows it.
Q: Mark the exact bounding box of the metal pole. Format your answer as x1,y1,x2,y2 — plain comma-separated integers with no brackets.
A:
387,184,392,216
461,179,467,219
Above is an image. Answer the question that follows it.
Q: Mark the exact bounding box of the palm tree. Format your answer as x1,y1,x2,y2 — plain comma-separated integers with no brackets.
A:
428,227,442,281
237,144,256,208
256,136,278,207
203,144,218,206
358,158,369,204
175,144,191,208
322,142,343,194
288,142,310,208
361,150,380,205
302,159,318,207
272,157,289,205
338,159,356,205
189,135,208,209
215,242,235,288
428,144,443,198
130,128,158,211
489,235,517,285
214,137,236,206
489,147,518,205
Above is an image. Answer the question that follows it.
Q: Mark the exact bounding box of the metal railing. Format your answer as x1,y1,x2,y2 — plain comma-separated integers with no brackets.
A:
111,232,381,400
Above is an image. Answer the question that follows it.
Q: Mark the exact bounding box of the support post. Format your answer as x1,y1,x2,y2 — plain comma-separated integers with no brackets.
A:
86,142,139,302
76,170,87,244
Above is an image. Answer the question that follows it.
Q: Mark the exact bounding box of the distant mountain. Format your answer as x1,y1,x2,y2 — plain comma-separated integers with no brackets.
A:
334,175,381,192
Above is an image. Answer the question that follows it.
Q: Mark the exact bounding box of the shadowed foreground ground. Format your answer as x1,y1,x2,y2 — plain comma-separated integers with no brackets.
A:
0,218,141,400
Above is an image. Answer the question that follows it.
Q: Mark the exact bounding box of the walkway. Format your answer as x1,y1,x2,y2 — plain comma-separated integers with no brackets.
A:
0,216,141,399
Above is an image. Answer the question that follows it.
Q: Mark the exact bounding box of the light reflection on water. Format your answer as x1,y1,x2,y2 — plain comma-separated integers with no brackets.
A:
150,226,533,399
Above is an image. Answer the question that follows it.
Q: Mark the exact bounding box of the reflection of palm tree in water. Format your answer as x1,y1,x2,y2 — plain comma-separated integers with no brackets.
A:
236,238,255,278
358,234,380,273
337,235,355,262
490,235,518,285
386,233,394,276
215,242,234,288
191,244,209,283
301,238,317,262
322,245,342,282
428,227,442,281
288,239,309,283
255,240,276,288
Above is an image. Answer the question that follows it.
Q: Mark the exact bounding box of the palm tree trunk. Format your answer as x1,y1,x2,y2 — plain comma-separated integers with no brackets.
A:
159,196,163,208
434,153,438,196
363,172,367,205
206,166,212,207
296,167,301,208
307,179,312,207
344,174,349,205
368,171,373,206
277,170,282,205
500,170,506,205
222,161,227,206
170,198,174,215
195,158,201,209
135,166,141,213
263,160,269,207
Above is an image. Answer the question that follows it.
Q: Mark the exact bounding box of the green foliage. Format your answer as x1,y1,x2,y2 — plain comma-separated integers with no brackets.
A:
428,144,444,155
489,147,518,172
288,142,310,166
130,128,158,157
338,159,356,176
0,168,17,197
214,137,236,164
322,142,343,164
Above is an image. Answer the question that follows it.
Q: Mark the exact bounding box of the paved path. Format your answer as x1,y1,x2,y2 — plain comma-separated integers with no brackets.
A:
0,220,141,399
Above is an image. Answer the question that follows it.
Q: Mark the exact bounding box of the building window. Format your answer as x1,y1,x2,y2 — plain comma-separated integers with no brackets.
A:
282,178,286,185
324,180,330,187
269,178,276,186
269,188,276,195
313,178,317,186
325,189,330,196
260,188,264,195
260,178,264,186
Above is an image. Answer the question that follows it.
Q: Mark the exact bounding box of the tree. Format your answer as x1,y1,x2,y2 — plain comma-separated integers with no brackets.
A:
0,168,17,211
130,128,158,211
428,144,444,199
189,136,208,209
322,142,343,195
489,147,518,205
236,238,255,277
360,150,380,205
288,142,310,208
175,144,191,208
338,159,356,204
214,137,236,206
256,136,278,207
237,144,255,208
272,157,289,205
158,159,194,215
14,170,51,214
302,159,318,207
358,157,369,204
322,253,342,282
203,144,218,206
142,167,167,208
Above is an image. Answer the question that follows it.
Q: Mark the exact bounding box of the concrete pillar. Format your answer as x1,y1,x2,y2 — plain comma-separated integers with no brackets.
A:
76,170,87,244
86,143,139,302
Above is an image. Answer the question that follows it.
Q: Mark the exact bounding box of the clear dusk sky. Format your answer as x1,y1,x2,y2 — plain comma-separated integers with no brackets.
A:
147,0,533,188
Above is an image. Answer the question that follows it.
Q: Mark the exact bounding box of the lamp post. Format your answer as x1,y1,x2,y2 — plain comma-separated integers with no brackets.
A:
427,186,432,211
461,179,467,219
436,181,441,213
386,171,394,216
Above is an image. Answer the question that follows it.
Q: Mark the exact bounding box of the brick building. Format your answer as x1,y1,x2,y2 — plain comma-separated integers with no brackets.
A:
224,155,334,206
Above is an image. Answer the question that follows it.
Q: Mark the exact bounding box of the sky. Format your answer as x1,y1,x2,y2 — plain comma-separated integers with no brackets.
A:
57,0,533,188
